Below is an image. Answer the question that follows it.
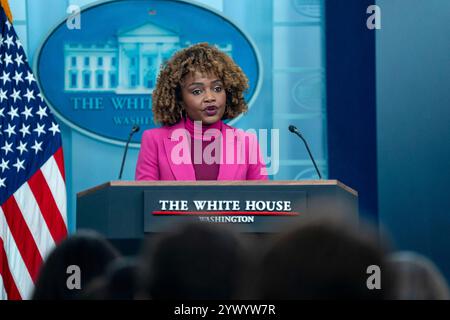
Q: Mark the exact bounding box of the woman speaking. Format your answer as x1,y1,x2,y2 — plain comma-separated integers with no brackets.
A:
135,43,268,181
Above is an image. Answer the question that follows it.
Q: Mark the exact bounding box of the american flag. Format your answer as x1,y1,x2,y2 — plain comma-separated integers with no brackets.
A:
0,6,67,299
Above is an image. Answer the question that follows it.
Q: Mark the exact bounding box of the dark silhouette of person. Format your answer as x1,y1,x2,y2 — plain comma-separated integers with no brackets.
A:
83,258,139,300
32,230,120,300
253,214,394,299
387,251,449,300
137,222,248,300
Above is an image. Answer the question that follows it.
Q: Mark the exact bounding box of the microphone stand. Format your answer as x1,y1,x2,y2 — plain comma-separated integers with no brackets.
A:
288,125,322,179
118,125,140,180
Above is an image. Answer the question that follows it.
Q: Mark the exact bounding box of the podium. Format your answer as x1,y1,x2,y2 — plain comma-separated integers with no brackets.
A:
77,180,358,254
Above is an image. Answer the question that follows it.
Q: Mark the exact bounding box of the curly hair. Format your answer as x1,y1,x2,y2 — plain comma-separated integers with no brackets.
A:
152,42,249,126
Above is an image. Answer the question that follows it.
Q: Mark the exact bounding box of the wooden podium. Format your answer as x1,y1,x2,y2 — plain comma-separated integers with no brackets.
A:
77,180,358,254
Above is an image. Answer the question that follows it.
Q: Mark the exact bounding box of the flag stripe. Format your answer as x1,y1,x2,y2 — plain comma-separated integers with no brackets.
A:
13,182,55,260
0,207,35,299
28,169,67,244
0,240,22,300
53,147,66,181
40,155,68,228
1,197,43,283
0,275,7,300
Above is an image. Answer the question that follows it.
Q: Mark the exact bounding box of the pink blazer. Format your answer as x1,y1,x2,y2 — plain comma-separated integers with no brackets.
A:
135,119,269,181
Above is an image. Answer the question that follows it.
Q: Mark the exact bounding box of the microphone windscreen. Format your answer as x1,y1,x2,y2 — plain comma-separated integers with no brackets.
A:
288,125,297,133
132,125,140,133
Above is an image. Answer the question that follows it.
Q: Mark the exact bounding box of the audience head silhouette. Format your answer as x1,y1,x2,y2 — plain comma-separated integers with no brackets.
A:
138,222,247,300
83,257,139,300
387,251,449,300
254,215,393,299
32,230,120,300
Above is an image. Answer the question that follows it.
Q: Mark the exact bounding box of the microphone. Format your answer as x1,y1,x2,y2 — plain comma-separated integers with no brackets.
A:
118,125,140,180
288,125,322,179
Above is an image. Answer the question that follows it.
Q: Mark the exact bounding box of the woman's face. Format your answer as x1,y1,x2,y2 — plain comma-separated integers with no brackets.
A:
180,71,226,125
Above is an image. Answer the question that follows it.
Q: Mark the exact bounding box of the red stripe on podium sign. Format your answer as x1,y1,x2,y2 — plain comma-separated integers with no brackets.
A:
152,211,300,216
